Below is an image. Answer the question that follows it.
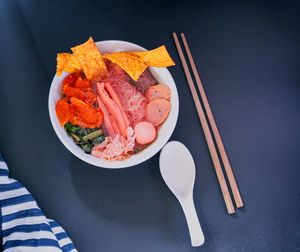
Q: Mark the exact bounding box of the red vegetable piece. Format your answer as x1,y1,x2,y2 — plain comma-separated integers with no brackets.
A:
63,73,78,86
74,76,91,89
56,99,70,126
70,97,103,128
63,86,85,100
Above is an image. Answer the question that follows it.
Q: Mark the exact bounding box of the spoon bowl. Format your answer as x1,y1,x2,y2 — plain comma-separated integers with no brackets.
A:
160,141,205,247
160,141,196,199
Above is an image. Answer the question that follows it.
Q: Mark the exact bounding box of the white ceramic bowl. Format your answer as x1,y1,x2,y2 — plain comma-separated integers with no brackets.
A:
49,40,179,168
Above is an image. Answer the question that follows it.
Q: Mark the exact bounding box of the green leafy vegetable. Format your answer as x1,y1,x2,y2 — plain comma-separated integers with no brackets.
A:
64,123,81,134
64,123,105,154
80,142,92,153
93,135,105,145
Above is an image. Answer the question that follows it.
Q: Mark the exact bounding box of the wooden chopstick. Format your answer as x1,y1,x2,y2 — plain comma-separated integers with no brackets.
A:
172,32,235,214
180,33,244,208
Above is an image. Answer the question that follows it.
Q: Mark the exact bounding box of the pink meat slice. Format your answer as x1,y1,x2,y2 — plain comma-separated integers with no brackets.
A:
104,60,131,82
110,79,147,125
97,82,127,137
104,82,130,127
130,68,157,93
97,96,116,138
111,116,121,136
92,127,135,161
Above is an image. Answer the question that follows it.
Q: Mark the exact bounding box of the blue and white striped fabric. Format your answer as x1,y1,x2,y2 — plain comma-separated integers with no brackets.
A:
0,154,77,252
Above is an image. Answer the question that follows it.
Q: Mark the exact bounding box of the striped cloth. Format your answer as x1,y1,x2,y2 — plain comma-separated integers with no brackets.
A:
0,154,77,251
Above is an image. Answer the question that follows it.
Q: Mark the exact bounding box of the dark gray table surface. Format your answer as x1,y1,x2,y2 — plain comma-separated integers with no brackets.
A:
1,0,300,251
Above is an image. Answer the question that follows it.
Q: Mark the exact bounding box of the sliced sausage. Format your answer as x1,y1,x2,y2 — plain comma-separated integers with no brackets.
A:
145,84,171,102
146,99,171,126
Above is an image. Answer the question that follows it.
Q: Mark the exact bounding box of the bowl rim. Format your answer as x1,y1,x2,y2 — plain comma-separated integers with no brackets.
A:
48,40,179,168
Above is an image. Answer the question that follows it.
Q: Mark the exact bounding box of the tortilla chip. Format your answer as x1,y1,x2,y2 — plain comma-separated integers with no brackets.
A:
103,52,148,81
103,45,175,80
133,46,175,67
56,53,70,76
56,53,82,76
71,37,108,81
64,54,82,74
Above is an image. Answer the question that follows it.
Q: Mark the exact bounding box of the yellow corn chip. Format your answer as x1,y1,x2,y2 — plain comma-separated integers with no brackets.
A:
103,52,148,81
71,37,108,81
133,45,175,67
56,53,82,76
64,54,82,73
56,53,70,76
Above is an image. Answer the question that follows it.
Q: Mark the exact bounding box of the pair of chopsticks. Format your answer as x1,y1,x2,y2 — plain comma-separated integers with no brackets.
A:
172,32,244,214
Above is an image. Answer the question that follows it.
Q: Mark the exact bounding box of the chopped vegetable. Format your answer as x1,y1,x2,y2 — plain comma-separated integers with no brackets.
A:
63,73,79,86
64,122,81,134
64,122,104,153
71,133,81,142
81,142,92,153
56,100,70,126
63,86,85,100
70,97,103,128
74,76,91,89
93,135,105,145
82,129,103,142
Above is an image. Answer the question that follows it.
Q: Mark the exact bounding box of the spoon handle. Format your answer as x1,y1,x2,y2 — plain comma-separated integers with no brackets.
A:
181,195,205,247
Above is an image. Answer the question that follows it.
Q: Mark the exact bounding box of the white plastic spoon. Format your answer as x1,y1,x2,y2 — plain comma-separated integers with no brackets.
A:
160,141,205,247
